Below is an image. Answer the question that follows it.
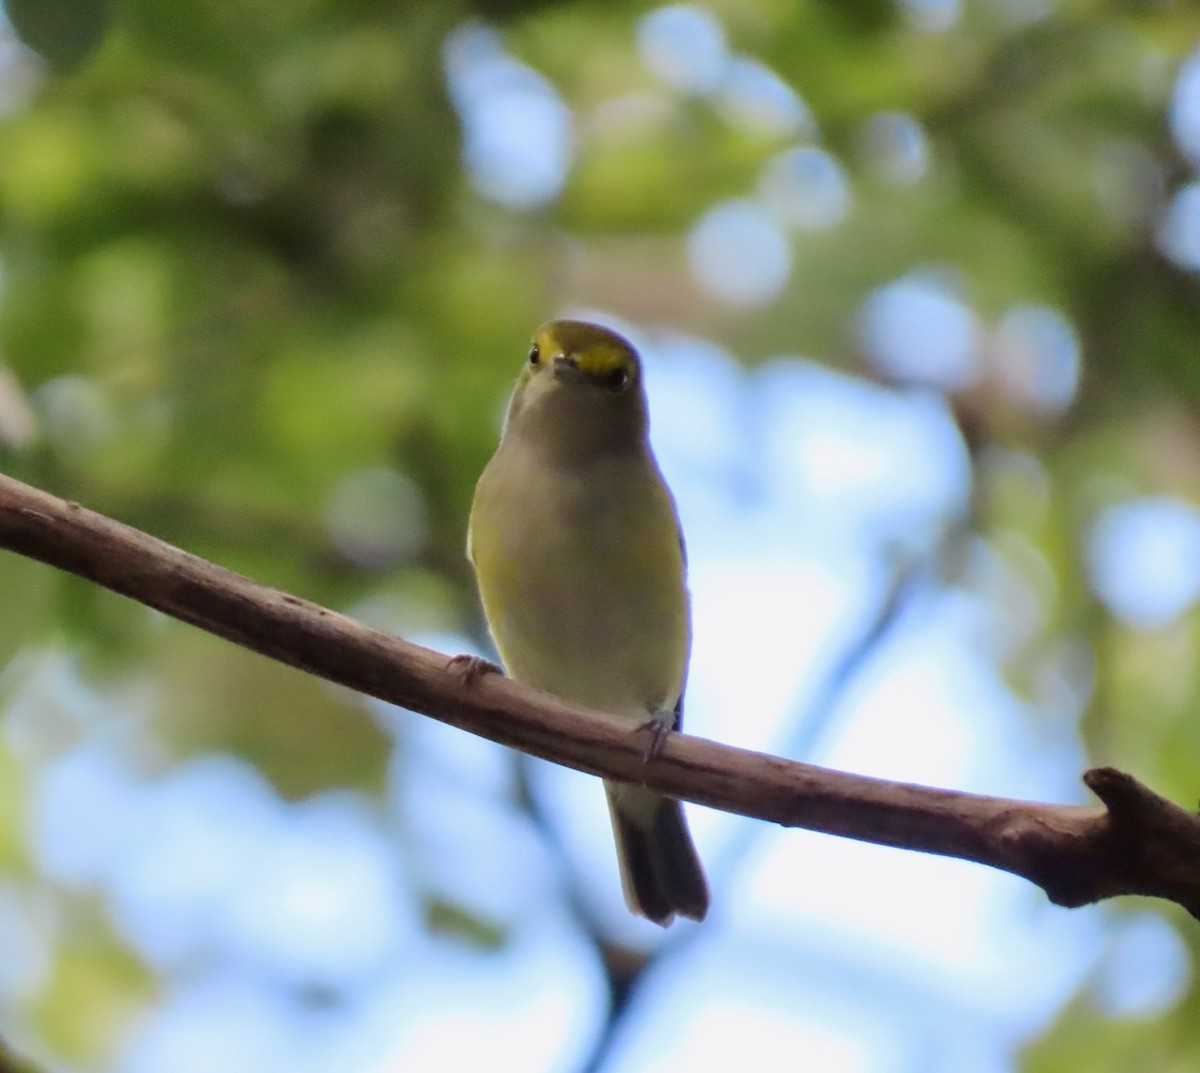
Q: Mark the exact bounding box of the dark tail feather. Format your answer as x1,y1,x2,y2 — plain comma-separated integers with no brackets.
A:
606,783,709,926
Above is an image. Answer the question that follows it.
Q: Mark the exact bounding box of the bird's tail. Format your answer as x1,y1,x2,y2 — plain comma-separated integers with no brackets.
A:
605,782,709,926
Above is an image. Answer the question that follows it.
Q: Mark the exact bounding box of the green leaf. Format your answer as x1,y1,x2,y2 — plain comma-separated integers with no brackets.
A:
5,0,112,71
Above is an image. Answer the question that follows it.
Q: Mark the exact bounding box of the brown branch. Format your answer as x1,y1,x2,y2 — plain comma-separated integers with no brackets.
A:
0,1037,41,1073
1,472,1199,918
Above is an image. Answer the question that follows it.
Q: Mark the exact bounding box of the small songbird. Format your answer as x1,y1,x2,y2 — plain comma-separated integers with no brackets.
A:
467,319,709,925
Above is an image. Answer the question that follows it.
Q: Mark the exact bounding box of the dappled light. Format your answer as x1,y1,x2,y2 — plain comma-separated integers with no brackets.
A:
687,199,791,306
860,273,980,390
0,1,1198,1072
1087,496,1200,629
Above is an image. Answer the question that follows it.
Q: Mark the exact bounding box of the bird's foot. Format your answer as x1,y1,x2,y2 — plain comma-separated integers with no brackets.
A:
448,653,504,687
637,708,675,762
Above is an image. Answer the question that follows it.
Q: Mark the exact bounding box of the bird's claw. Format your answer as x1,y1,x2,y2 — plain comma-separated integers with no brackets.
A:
637,708,675,762
448,653,504,687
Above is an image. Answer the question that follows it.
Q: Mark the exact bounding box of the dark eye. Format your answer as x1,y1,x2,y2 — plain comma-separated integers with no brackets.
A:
528,343,540,365
604,366,630,392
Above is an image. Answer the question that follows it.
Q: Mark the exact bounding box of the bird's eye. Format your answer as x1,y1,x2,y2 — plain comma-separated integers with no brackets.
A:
604,366,630,392
528,343,540,366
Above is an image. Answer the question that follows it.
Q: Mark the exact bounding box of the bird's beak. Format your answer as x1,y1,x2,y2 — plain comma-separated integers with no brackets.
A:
552,355,587,384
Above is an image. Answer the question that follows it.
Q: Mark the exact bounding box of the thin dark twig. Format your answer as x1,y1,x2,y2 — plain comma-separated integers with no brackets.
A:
0,473,1198,919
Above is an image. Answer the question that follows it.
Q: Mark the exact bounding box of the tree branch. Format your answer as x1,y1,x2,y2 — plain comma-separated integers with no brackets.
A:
0,1039,37,1073
1,472,1199,918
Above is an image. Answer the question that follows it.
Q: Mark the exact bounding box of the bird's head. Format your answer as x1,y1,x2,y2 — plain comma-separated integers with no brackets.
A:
503,319,649,456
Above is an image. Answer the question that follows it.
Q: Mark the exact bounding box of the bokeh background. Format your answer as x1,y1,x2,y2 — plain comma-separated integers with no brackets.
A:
0,0,1198,1070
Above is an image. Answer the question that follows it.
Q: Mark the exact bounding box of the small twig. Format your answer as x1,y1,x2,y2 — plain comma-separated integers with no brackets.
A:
0,1038,40,1073
0,472,1199,917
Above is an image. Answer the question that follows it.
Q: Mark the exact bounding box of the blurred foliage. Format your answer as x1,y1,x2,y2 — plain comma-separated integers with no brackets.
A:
4,0,111,72
0,0,1200,1070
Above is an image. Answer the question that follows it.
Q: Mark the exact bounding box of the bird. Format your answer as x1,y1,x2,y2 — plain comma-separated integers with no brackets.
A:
465,318,709,925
